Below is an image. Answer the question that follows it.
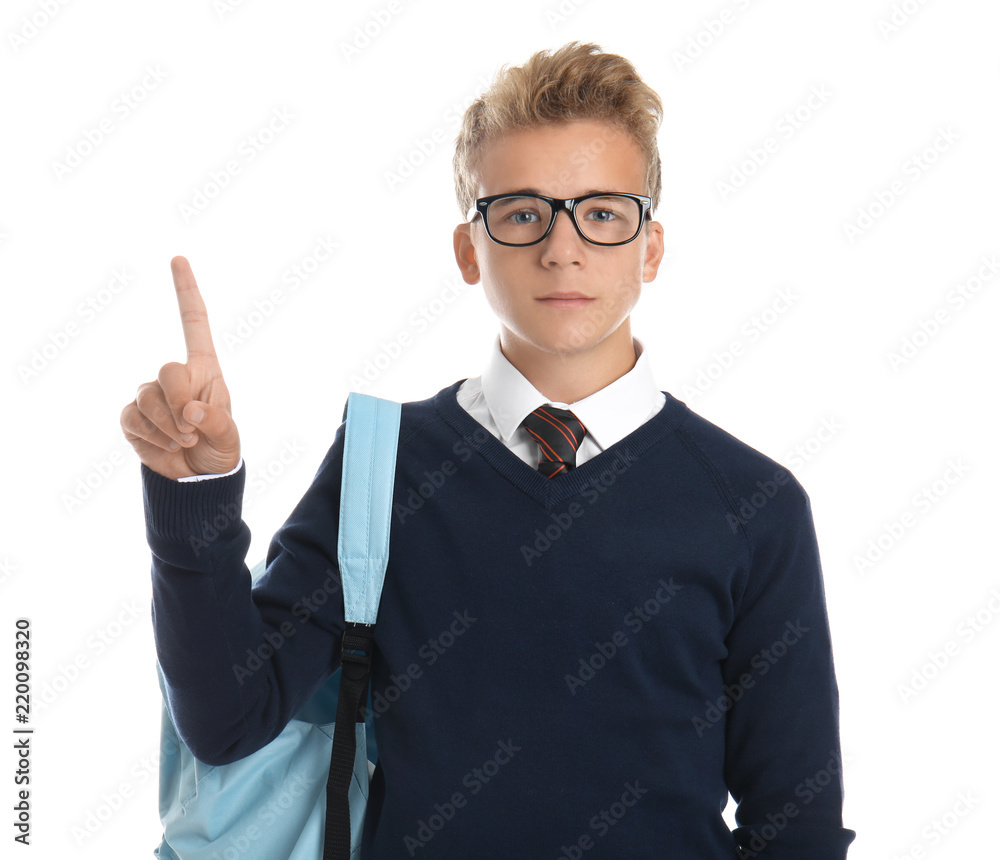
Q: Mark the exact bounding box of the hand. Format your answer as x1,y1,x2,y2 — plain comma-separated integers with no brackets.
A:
121,256,241,480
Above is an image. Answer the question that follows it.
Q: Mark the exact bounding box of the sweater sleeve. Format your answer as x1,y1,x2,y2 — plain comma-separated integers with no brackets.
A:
722,475,856,859
143,424,347,766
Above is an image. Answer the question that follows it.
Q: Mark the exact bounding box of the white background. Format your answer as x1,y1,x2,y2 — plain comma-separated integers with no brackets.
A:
2,0,998,856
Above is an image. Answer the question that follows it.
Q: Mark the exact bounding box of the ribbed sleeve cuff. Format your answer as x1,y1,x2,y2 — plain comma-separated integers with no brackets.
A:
732,824,857,859
141,461,246,548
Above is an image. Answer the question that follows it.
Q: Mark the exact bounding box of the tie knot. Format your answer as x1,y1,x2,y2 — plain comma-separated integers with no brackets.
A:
520,404,587,478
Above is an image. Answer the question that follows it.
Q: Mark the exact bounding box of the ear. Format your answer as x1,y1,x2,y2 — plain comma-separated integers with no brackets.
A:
641,220,666,283
453,222,481,285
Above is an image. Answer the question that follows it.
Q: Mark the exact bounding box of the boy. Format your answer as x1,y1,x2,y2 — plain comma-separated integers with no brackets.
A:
122,41,855,858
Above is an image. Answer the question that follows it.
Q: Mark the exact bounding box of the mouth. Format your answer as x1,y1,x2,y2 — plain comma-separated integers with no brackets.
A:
537,292,594,307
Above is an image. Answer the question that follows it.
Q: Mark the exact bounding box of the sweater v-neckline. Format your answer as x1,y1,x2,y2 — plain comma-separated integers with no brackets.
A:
433,379,687,509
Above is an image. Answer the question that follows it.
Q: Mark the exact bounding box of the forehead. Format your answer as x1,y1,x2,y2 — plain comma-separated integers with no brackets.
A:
475,119,646,198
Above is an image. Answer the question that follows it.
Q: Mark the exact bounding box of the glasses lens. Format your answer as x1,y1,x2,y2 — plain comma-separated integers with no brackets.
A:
485,196,552,245
575,196,642,244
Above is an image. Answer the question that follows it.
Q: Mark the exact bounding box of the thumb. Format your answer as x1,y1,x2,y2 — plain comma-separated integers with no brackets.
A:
183,401,236,447
183,401,206,427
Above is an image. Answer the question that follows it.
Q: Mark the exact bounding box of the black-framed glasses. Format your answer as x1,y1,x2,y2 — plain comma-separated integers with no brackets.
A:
466,192,652,247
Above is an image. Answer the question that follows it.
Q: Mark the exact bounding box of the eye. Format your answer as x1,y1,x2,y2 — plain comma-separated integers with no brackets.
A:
586,208,616,222
579,196,628,223
506,210,541,224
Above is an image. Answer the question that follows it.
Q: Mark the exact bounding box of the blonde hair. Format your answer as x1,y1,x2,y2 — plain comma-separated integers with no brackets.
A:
453,41,663,222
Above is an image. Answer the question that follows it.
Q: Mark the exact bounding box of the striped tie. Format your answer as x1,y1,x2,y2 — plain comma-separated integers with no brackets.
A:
520,404,587,478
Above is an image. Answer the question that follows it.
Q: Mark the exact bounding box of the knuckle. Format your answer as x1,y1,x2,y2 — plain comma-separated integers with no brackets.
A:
158,362,186,385
120,406,148,438
158,367,189,400
180,309,208,325
135,385,158,410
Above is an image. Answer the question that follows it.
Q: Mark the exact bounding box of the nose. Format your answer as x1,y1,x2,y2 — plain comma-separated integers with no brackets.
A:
542,207,587,255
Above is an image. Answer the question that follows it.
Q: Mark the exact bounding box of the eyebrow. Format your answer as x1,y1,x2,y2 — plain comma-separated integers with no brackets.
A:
500,188,618,197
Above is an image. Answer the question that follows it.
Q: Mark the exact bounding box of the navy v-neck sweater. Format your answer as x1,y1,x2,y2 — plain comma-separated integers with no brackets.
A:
143,379,855,858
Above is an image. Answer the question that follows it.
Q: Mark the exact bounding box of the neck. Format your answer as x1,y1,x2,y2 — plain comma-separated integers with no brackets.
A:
499,320,638,405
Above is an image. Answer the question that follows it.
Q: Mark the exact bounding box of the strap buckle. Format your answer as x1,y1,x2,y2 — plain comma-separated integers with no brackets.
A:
340,622,374,683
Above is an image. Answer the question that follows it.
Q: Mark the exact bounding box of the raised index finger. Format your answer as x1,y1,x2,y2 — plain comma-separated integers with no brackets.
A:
170,255,218,365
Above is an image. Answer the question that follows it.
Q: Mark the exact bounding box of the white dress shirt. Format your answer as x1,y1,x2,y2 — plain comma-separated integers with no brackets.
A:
456,333,665,469
178,333,664,481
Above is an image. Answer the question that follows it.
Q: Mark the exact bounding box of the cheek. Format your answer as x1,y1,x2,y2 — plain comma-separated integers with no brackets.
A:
597,254,644,298
479,249,525,304
476,238,505,280
479,263,517,316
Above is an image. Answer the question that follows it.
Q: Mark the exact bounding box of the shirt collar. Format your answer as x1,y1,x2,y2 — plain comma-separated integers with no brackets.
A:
479,333,662,451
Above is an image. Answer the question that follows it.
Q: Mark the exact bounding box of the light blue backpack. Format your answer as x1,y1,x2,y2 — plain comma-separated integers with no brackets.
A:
154,392,401,860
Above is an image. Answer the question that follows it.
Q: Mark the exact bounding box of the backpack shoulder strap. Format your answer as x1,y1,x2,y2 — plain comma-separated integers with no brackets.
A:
325,390,400,859
338,390,401,626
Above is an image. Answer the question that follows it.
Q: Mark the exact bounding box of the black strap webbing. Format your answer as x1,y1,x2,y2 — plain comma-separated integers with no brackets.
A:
323,623,374,860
